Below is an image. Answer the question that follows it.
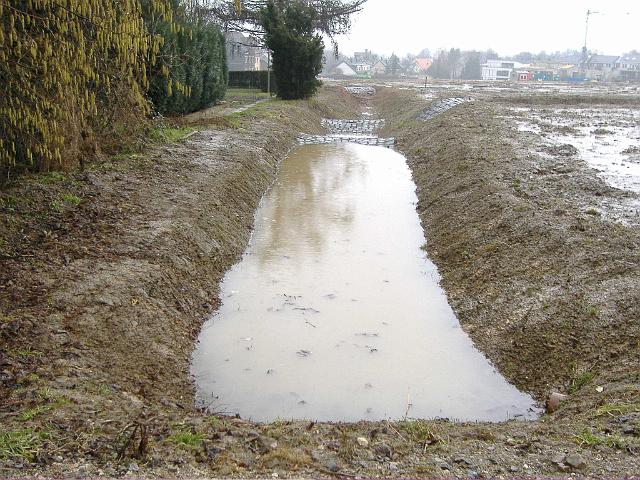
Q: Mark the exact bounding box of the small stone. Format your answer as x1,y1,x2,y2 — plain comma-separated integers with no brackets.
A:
357,437,369,447
324,458,340,473
374,443,392,458
565,453,586,470
509,466,519,472
550,453,566,465
468,470,481,478
388,462,399,471
439,463,452,471
546,392,568,413
127,462,139,473
254,436,278,453
453,455,474,466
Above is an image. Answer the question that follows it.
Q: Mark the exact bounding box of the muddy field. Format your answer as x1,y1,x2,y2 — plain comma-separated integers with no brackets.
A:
1,81,640,478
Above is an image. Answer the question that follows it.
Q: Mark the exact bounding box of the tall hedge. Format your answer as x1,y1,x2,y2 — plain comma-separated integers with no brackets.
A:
148,7,227,115
0,0,174,171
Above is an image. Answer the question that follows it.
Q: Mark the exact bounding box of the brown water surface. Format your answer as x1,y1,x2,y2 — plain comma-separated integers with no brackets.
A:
192,143,538,422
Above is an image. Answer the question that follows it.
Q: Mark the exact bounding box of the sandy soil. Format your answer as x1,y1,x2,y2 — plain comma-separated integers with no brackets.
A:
1,82,639,478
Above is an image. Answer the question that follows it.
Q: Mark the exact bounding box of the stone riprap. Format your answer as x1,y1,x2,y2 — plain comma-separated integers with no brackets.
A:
345,85,376,96
298,134,395,148
298,116,394,148
321,118,386,134
418,97,474,120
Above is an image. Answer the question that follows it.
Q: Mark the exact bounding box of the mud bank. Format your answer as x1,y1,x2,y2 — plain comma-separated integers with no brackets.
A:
1,84,639,478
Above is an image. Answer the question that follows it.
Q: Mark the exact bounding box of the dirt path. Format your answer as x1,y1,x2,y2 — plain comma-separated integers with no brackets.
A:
1,83,639,478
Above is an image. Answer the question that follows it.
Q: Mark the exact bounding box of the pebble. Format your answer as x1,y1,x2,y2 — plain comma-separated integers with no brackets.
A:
550,452,566,465
453,455,474,466
374,443,392,459
357,437,369,447
565,453,586,469
254,436,278,453
324,458,340,473
546,392,568,413
388,462,399,471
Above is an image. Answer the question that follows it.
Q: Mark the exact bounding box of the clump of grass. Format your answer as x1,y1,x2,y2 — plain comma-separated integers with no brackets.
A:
0,429,44,462
513,178,522,190
569,370,595,394
574,429,626,449
169,431,204,449
399,420,445,447
586,305,600,318
38,172,66,184
260,448,311,469
20,396,69,422
61,193,81,205
595,402,640,417
148,125,195,144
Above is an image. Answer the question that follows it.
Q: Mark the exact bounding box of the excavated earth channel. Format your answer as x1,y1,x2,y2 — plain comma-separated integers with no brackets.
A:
192,138,538,422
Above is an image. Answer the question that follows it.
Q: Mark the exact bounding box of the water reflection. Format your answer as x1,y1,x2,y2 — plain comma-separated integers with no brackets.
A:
192,143,539,422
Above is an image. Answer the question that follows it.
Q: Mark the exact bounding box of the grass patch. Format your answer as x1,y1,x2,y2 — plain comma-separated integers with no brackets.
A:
586,305,600,318
20,397,69,422
38,172,66,184
260,448,311,469
225,88,270,99
574,429,626,449
595,402,640,417
148,125,196,144
15,348,43,358
569,370,595,394
169,431,204,449
0,429,45,461
60,192,81,205
399,420,445,447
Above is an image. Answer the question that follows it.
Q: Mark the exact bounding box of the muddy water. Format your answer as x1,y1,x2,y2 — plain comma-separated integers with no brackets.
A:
192,143,538,422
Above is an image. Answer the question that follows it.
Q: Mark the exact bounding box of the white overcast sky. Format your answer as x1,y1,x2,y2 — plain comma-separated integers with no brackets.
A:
334,0,638,57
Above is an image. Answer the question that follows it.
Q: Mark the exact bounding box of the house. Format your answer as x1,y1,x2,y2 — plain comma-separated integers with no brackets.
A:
516,70,534,81
584,54,620,81
615,55,640,81
353,63,371,74
333,61,358,77
371,60,387,76
225,32,269,72
414,58,433,74
481,60,528,81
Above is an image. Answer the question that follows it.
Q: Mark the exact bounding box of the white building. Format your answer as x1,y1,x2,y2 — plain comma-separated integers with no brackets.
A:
482,60,529,81
352,63,371,74
333,61,358,77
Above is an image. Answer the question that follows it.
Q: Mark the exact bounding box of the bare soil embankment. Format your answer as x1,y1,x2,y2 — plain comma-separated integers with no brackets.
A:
1,83,639,478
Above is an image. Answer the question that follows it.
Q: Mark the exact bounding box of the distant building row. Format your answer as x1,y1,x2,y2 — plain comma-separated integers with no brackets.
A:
482,55,640,82
330,57,433,78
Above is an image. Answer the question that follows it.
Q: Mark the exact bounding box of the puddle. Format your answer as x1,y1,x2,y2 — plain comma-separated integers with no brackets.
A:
508,107,640,193
192,142,539,422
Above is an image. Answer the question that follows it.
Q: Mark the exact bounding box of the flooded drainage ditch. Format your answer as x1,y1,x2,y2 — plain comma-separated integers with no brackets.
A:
192,116,539,423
